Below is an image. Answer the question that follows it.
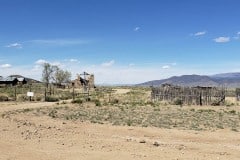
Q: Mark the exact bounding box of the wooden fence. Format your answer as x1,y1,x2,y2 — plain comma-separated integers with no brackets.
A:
151,84,226,106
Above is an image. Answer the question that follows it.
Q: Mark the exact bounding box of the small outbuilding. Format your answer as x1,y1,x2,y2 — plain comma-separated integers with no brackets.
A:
0,76,27,86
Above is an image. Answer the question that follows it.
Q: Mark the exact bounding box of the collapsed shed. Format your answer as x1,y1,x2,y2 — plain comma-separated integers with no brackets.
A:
71,72,95,91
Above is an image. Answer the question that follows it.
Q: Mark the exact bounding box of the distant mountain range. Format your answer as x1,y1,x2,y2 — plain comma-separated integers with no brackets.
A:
138,72,240,88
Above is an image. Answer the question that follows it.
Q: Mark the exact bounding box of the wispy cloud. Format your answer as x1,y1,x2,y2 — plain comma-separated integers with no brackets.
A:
64,58,80,63
214,37,230,43
101,60,115,67
32,59,48,71
51,61,62,67
0,64,12,68
233,32,240,40
32,65,42,71
33,59,64,72
35,59,48,65
134,27,140,32
161,62,177,69
69,59,78,62
194,31,207,36
29,39,89,46
162,65,170,69
5,43,22,49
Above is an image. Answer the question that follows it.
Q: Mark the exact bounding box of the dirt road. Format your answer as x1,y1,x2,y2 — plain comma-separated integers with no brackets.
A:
0,102,240,160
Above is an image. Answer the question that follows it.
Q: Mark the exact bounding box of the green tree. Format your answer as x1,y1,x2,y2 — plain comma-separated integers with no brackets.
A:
53,67,72,85
42,63,56,88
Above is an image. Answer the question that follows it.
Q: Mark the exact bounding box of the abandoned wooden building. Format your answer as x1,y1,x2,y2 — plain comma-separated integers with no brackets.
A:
151,84,226,106
71,72,95,90
0,76,27,86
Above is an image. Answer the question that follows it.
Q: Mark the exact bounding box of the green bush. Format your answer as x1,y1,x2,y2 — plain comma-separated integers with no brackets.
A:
112,99,119,104
17,94,28,101
0,95,8,101
85,97,91,102
71,99,83,104
145,101,155,106
229,110,236,115
94,99,101,106
59,94,72,100
48,109,58,118
45,96,59,102
173,98,183,106
34,96,42,101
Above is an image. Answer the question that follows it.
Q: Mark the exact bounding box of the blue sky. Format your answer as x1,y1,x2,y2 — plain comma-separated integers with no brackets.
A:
0,0,240,84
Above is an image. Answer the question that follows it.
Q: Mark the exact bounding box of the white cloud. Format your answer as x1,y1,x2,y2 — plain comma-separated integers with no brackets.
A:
1,58,233,85
64,59,80,64
51,61,62,67
101,60,115,67
33,59,63,72
32,65,41,71
134,27,140,32
35,59,48,65
0,64,12,68
237,32,240,35
69,59,78,62
5,43,22,48
162,65,170,69
194,31,206,36
33,59,48,72
214,37,230,43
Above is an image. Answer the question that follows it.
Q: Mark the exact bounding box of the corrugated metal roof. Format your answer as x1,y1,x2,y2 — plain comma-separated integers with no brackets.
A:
5,76,17,81
0,76,25,82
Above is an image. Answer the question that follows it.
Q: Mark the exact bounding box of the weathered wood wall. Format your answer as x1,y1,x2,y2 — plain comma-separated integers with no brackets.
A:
151,84,226,106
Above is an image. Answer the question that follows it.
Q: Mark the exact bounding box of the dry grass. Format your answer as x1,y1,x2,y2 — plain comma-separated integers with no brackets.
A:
3,101,240,132
2,87,240,132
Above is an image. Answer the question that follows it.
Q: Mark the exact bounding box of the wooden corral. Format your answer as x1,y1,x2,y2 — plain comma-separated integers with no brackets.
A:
151,84,226,106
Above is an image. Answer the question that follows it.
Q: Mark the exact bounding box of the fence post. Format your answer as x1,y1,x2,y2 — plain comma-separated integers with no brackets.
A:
14,86,17,101
72,87,75,100
29,84,32,101
49,85,52,95
44,88,47,101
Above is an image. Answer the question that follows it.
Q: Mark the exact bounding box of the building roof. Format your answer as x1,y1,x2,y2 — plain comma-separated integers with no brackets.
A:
0,76,25,82
4,76,18,81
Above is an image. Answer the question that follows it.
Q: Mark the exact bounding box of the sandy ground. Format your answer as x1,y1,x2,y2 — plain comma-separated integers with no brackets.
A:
0,102,240,160
113,89,131,94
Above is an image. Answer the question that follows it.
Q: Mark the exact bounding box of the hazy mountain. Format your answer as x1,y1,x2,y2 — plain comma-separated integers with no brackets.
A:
138,73,240,88
211,72,240,79
210,73,240,88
